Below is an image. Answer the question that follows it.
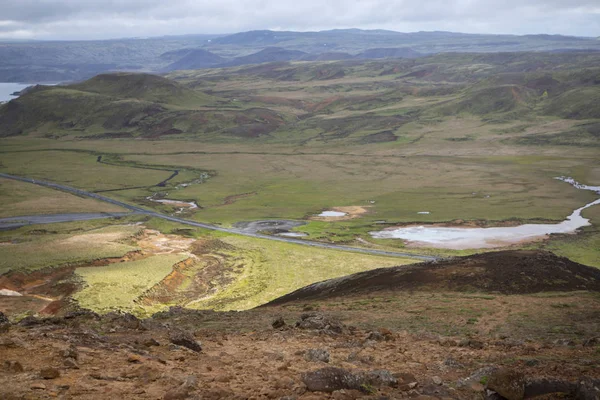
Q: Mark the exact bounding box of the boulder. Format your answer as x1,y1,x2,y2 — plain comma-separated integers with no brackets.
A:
169,330,202,352
4,361,24,373
272,316,286,329
296,313,346,335
304,349,330,363
302,367,363,392
40,367,60,379
486,368,525,400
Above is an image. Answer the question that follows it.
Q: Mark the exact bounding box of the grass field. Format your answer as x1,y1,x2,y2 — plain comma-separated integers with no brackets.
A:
0,178,126,217
73,253,188,313
0,222,141,274
189,234,413,311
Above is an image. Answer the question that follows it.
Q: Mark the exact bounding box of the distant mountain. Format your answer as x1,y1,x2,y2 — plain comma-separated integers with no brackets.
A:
163,49,227,71
356,47,422,59
2,28,600,82
223,47,307,67
300,52,354,61
212,30,288,46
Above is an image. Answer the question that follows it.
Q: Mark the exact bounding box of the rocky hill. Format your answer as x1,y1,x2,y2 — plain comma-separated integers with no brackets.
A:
1,250,599,399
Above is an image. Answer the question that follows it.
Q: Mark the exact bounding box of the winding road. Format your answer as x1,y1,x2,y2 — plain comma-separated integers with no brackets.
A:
0,172,438,261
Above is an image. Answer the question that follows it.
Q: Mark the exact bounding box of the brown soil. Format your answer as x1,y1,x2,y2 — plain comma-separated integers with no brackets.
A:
1,295,598,399
1,249,599,398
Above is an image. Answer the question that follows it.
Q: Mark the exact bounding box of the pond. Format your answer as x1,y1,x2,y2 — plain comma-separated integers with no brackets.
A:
369,177,600,249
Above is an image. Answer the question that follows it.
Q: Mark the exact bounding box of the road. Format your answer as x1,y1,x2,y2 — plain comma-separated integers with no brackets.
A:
0,212,138,230
0,172,438,261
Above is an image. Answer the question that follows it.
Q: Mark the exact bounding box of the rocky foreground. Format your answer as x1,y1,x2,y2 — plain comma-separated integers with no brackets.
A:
1,250,600,399
0,306,599,400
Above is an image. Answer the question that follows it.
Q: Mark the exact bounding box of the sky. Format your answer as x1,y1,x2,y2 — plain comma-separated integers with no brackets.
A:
0,0,598,40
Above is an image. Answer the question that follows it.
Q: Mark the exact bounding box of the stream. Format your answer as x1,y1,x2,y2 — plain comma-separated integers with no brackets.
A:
369,177,600,249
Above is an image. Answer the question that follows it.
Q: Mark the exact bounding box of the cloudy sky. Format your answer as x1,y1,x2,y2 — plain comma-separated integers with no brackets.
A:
1,0,598,40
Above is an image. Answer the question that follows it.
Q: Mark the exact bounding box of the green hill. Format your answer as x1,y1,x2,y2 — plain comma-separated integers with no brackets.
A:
68,73,215,106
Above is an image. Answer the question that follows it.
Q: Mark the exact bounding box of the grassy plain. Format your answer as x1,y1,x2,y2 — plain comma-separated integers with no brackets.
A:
74,253,188,313
0,222,141,274
189,235,412,311
0,53,599,315
0,178,126,217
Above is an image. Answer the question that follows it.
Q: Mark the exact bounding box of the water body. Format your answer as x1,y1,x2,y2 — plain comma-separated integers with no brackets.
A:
318,211,347,217
0,82,60,102
0,83,32,102
146,196,198,209
369,177,600,250
277,232,308,238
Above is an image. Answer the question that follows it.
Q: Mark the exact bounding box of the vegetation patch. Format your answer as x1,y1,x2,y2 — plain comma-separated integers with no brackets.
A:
73,253,188,313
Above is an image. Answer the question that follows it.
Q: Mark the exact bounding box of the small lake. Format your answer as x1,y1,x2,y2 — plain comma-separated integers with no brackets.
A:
369,177,600,250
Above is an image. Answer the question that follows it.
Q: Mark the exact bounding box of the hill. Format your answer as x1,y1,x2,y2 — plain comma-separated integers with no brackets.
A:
0,249,598,399
67,73,213,106
265,250,600,305
223,47,308,67
162,49,227,71
355,47,422,59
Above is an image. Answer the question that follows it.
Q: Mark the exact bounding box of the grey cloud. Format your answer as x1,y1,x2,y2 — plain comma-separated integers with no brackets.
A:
0,0,597,39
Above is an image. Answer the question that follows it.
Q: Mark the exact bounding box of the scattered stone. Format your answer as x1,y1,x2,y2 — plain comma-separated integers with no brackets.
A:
443,357,464,369
40,367,60,379
169,330,202,352
163,375,197,400
553,338,576,347
0,312,9,324
4,361,24,373
128,354,143,363
104,312,145,330
575,377,600,399
366,328,394,342
395,372,418,391
359,370,398,388
457,366,499,388
215,373,233,383
432,376,442,385
302,367,362,392
272,316,286,329
582,337,599,347
524,359,539,367
347,351,374,365
63,358,79,369
486,368,525,400
143,338,160,347
58,346,78,360
296,313,346,335
304,348,330,363
30,383,46,390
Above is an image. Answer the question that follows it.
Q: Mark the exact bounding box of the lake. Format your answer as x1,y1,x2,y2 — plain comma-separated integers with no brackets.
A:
369,177,600,249
0,83,32,102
